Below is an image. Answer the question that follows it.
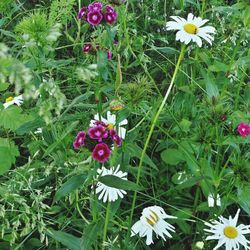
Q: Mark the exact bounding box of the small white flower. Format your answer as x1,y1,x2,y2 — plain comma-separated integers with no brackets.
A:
166,13,215,47
208,192,221,207
34,128,43,134
131,206,176,245
3,95,23,109
94,165,127,203
90,111,128,139
204,209,250,250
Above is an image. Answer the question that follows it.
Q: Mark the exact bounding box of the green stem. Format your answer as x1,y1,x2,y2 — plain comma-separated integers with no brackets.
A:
102,202,111,250
126,45,186,244
75,190,90,224
76,0,81,41
193,185,200,213
201,0,206,17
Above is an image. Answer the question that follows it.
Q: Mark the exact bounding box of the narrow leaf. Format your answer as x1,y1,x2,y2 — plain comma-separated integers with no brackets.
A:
99,175,143,191
81,220,103,249
46,229,81,250
54,174,87,202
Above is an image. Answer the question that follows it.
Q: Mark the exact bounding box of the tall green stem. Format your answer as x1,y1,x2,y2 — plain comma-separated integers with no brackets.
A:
75,190,89,224
76,0,81,41
102,202,111,250
126,45,186,244
201,0,206,17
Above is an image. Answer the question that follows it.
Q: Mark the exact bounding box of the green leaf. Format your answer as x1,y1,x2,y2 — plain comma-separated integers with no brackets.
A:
43,121,79,157
237,186,250,216
151,46,179,55
54,174,87,202
208,61,229,72
126,143,158,170
0,106,32,131
81,220,103,249
205,76,219,98
179,119,192,133
60,92,94,117
161,148,184,166
0,138,19,175
46,229,81,250
0,82,9,91
99,175,143,191
97,50,108,81
16,116,45,135
175,176,205,190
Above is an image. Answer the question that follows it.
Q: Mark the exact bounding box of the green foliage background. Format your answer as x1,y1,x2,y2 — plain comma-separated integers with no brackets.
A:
0,0,249,249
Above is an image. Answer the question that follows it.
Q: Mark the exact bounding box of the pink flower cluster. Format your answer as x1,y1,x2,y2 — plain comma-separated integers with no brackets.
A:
82,43,112,60
73,122,122,163
78,2,117,26
237,123,250,137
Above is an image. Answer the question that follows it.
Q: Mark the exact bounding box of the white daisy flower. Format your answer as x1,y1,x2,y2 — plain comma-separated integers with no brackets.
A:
208,192,221,208
166,13,215,47
90,111,128,139
204,209,250,250
94,165,127,203
3,95,23,109
131,206,176,245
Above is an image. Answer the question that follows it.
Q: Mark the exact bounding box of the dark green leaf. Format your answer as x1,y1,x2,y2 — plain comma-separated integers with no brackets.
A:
46,229,81,250
81,220,103,249
99,175,143,191
126,143,158,170
0,138,19,175
16,116,45,135
0,106,32,131
151,46,178,55
54,174,87,202
161,148,184,166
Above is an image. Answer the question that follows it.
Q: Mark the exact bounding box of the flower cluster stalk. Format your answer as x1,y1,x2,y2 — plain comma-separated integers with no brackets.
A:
102,202,111,250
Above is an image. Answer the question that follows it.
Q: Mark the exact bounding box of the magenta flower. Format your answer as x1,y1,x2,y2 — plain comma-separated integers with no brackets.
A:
88,2,102,12
109,129,121,146
92,143,111,163
107,50,112,60
104,11,117,25
73,131,86,149
106,5,115,13
87,11,103,25
237,123,250,137
92,120,107,127
88,125,108,141
83,43,93,53
78,7,88,19
113,134,122,146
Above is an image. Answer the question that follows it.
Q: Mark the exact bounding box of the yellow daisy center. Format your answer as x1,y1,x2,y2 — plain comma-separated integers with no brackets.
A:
107,123,114,130
5,96,14,103
184,23,198,34
224,226,238,239
146,210,159,226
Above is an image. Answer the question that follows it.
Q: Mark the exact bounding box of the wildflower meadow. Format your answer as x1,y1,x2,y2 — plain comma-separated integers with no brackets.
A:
0,0,250,249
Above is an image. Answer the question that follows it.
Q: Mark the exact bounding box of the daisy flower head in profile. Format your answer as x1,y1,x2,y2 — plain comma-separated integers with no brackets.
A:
204,209,250,250
166,13,215,47
3,95,23,109
131,205,176,245
90,111,128,139
93,165,127,203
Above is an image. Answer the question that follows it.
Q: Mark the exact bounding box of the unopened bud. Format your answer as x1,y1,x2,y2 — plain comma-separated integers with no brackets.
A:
110,99,125,111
